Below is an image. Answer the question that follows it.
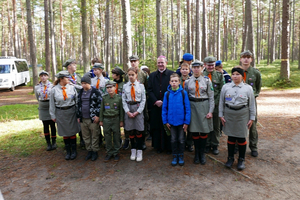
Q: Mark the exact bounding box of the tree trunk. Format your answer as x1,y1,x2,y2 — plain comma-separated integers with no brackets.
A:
44,0,50,74
1,3,6,56
270,0,277,63
245,0,255,67
81,0,90,73
60,0,64,66
12,0,19,58
195,0,200,60
176,0,181,61
26,0,38,88
217,0,221,59
186,0,191,53
298,17,300,69
171,0,174,68
105,0,110,72
111,0,115,68
156,0,162,57
280,0,290,79
201,0,207,60
291,0,295,62
49,0,56,81
256,0,260,64
7,1,14,56
121,0,132,71
267,0,271,65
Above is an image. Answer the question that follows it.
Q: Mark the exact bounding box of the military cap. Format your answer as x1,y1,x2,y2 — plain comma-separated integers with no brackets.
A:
129,55,139,61
215,60,222,67
93,63,104,69
191,60,203,67
62,59,76,68
183,53,194,61
105,80,116,88
111,66,125,75
55,71,69,79
81,73,91,84
203,56,217,63
39,70,49,76
240,50,253,57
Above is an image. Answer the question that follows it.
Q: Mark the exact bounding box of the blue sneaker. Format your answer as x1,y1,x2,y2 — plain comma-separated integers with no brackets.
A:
171,154,178,166
178,154,185,166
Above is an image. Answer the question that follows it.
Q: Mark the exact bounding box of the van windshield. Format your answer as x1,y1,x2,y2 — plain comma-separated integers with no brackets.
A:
0,65,10,73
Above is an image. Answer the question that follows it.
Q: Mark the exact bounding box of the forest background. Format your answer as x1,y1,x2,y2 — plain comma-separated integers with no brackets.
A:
0,0,299,88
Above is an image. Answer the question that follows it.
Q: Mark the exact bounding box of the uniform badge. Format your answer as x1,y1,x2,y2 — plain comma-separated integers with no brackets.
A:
106,103,109,105
225,97,232,101
213,80,216,83
105,106,110,109
251,83,253,86
214,84,217,87
114,103,117,105
249,78,252,81
240,95,243,97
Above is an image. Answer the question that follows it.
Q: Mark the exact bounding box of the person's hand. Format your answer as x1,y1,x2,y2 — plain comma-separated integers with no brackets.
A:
183,124,188,132
93,116,99,123
99,121,103,126
166,123,171,130
220,117,226,126
247,120,254,129
155,100,163,107
77,118,80,123
52,118,56,122
127,111,134,118
206,112,213,119
133,112,139,117
120,121,124,127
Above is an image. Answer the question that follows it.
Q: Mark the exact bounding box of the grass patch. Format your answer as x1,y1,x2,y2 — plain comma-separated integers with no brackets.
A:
0,104,39,122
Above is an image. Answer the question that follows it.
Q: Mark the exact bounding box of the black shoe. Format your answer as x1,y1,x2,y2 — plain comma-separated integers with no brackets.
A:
225,157,234,168
114,154,120,162
80,139,85,149
85,151,93,160
199,152,206,165
237,158,246,170
122,139,130,150
194,150,200,164
51,142,57,150
251,151,258,157
104,154,112,162
70,144,77,160
212,146,219,155
46,143,52,151
204,146,211,153
91,151,98,161
187,145,194,152
234,146,238,154
142,143,147,151
65,144,71,160
146,136,152,141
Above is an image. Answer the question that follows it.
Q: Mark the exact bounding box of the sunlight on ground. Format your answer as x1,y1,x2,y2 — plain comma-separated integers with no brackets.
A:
0,119,42,137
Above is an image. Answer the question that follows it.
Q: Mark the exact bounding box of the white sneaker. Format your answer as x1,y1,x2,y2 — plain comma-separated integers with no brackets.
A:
136,150,143,162
130,149,136,161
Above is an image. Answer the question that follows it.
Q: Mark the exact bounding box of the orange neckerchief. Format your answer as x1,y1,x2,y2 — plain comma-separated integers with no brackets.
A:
115,83,118,94
195,80,200,97
243,72,247,82
43,85,48,100
62,86,68,100
131,84,136,101
208,73,212,81
71,75,76,81
183,80,185,88
96,79,100,89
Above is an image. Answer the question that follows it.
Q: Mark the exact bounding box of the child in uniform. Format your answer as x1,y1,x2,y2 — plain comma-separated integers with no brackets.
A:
162,73,191,166
100,81,124,162
122,67,146,162
111,66,125,96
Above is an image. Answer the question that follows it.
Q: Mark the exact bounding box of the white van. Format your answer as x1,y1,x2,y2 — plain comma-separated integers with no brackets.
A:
0,56,30,91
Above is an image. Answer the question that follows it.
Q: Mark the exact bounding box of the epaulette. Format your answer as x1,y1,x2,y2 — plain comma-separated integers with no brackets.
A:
204,76,209,79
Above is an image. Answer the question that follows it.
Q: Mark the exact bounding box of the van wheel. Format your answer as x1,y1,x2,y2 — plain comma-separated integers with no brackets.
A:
23,78,28,86
10,82,15,91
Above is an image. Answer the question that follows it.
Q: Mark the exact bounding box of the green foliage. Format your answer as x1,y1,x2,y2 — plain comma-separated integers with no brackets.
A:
0,104,39,122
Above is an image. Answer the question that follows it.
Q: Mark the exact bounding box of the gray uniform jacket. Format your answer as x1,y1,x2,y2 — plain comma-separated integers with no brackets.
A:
91,75,108,96
184,75,215,113
35,81,53,101
219,82,256,120
49,83,77,119
122,80,146,114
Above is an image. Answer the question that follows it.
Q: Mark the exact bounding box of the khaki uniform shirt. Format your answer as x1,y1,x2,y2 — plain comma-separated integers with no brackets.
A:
115,81,125,96
180,76,190,88
91,75,108,96
184,75,215,113
49,83,77,119
219,82,256,120
35,81,53,101
244,67,262,97
203,70,224,105
68,72,82,91
125,69,148,89
99,93,124,122
122,80,146,114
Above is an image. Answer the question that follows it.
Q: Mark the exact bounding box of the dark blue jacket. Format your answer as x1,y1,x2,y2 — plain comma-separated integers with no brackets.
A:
223,70,231,83
162,85,191,126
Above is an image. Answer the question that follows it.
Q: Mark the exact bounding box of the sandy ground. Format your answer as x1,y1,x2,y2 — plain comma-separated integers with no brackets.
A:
1,87,300,200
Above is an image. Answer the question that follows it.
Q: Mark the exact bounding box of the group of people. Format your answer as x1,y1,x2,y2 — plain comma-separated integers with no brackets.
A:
34,50,261,171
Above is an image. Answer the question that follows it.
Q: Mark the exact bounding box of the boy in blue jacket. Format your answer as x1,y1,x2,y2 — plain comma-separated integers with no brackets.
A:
162,73,191,166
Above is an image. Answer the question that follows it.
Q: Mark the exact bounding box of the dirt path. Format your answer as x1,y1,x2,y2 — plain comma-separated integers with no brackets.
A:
1,88,300,199
0,86,37,106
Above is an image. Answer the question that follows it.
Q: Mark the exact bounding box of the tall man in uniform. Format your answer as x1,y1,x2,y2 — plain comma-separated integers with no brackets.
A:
203,56,224,155
122,55,148,150
63,59,85,148
240,50,262,157
148,56,174,153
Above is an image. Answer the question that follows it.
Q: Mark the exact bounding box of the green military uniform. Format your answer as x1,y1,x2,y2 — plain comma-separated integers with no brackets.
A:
244,65,262,152
100,81,124,157
63,59,82,92
203,58,224,150
112,66,126,96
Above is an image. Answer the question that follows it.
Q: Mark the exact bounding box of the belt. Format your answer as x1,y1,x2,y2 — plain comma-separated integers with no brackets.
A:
103,115,119,118
56,105,75,110
189,97,208,102
126,101,140,105
226,104,246,110
40,100,49,102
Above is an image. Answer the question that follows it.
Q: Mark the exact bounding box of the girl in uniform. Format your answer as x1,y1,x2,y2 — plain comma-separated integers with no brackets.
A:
184,60,214,165
35,70,56,151
122,67,146,162
49,71,80,160
219,66,255,170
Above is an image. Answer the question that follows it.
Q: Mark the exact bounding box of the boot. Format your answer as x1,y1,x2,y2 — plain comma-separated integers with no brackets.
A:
237,158,245,170
123,138,130,150
65,144,71,160
212,145,219,155
46,142,52,151
91,151,98,161
51,137,57,150
178,154,185,166
136,150,143,162
204,146,211,153
171,154,178,166
225,157,234,168
199,138,207,165
85,151,93,160
70,137,77,160
193,139,200,164
45,134,52,151
130,149,136,160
